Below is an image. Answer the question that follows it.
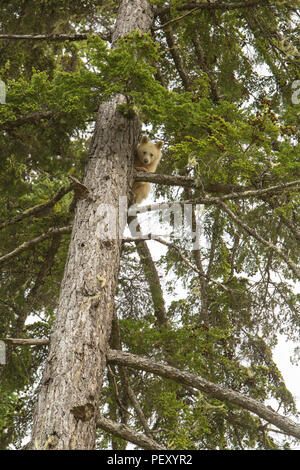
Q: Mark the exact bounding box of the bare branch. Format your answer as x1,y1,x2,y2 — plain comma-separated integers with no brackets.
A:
1,337,49,345
124,236,233,294
96,414,167,450
127,209,168,328
184,187,209,323
159,16,191,90
132,179,300,213
109,312,155,439
0,225,72,265
0,32,111,42
135,170,250,192
107,349,300,440
126,384,154,439
153,7,200,31
134,239,169,328
135,171,300,195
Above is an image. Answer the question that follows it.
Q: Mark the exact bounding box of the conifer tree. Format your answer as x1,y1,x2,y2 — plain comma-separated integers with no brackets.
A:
0,0,299,450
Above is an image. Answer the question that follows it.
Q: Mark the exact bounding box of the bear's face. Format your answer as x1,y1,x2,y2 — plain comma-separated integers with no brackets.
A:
137,136,163,166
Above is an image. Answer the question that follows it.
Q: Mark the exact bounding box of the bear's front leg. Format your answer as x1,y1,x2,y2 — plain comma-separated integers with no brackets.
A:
135,166,149,172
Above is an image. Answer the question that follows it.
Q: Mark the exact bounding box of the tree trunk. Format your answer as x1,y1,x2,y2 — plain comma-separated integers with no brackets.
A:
29,0,154,450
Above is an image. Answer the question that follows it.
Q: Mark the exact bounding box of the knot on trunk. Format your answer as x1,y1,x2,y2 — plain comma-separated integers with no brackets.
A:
71,403,95,422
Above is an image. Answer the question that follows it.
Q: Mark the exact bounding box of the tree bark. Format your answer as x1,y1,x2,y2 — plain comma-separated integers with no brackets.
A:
29,0,154,450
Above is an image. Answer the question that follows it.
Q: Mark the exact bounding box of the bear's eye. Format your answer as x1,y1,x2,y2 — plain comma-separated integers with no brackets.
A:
150,153,153,157
143,151,147,155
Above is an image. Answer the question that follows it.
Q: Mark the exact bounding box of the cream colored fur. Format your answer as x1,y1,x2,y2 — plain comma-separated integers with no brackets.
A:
132,136,163,204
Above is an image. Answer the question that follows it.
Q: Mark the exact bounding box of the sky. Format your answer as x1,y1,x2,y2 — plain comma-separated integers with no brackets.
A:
134,182,300,444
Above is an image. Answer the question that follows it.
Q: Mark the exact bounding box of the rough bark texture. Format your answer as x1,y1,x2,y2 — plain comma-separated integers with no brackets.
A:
29,0,154,450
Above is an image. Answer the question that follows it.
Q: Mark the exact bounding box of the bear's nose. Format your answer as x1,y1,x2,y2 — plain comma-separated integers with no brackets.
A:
144,158,149,164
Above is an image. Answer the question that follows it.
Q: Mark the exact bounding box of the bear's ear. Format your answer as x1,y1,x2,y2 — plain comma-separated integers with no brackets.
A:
155,141,163,150
140,136,148,144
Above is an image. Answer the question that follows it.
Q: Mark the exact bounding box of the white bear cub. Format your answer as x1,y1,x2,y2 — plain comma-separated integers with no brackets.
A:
133,136,163,204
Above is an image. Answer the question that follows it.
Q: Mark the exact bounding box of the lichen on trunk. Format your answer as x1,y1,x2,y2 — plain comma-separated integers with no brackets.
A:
29,0,154,450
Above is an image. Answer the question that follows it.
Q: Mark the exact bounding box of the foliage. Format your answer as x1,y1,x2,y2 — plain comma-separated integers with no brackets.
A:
0,0,299,450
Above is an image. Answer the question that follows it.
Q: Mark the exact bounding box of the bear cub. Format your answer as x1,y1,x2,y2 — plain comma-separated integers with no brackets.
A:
132,136,163,204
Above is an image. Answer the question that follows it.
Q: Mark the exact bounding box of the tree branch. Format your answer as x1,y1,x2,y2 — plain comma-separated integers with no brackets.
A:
124,236,234,294
263,197,300,242
134,239,169,328
6,338,300,439
1,337,49,345
13,232,64,337
0,184,74,231
134,171,300,196
184,187,209,323
0,32,111,42
107,349,300,440
153,8,200,31
192,37,222,102
109,312,156,440
155,1,268,16
126,383,154,439
0,225,72,265
0,111,54,130
218,201,300,280
133,179,300,213
96,414,167,450
127,207,169,329
159,15,191,90
135,170,251,192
